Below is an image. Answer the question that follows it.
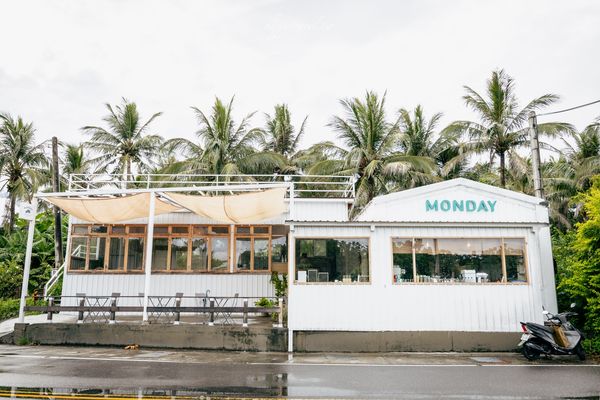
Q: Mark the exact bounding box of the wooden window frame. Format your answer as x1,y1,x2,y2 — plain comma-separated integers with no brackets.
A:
293,236,372,285
390,236,529,285
234,225,272,273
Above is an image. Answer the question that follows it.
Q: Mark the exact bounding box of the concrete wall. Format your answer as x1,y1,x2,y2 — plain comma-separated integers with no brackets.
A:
13,323,287,352
293,331,521,352
12,323,520,352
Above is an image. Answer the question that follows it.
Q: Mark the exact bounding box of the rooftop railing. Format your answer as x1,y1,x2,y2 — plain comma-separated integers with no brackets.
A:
67,173,356,198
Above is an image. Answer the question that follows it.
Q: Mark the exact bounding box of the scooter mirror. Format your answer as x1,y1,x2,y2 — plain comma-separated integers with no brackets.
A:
570,303,576,309
542,310,549,315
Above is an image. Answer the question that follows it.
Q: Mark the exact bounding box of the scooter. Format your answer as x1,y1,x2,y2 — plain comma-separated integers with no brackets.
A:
519,305,586,361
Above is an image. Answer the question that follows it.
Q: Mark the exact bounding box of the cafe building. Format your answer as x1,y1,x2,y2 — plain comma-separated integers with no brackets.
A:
20,175,557,351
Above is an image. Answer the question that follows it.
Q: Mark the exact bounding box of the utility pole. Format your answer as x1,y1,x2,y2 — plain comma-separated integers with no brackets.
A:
52,137,63,269
529,111,544,199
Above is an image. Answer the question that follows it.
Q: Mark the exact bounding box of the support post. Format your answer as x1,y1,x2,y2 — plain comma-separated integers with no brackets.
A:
142,192,156,322
287,228,295,355
277,297,283,328
208,299,215,326
242,299,248,327
78,298,85,322
109,298,117,324
174,296,181,325
51,137,63,269
529,111,544,199
47,297,54,321
18,200,38,323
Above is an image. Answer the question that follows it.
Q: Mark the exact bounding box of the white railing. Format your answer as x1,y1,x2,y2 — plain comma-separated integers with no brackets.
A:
43,261,65,299
67,173,356,198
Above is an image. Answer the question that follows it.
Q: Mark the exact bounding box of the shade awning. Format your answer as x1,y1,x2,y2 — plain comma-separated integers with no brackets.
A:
45,192,180,224
165,187,287,224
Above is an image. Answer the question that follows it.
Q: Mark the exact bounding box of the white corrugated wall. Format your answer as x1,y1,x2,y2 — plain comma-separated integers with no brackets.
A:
288,224,547,332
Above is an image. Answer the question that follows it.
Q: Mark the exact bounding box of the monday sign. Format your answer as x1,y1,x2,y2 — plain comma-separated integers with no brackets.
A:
425,198,497,213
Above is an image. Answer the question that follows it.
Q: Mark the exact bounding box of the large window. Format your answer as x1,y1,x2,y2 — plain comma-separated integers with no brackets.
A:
234,226,272,272
295,238,369,283
69,224,287,273
392,237,528,284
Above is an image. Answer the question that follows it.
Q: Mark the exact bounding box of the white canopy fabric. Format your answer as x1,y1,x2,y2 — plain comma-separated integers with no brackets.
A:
45,193,180,223
166,187,287,223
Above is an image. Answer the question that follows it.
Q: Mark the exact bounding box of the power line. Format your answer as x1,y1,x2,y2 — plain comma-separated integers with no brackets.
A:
537,99,600,117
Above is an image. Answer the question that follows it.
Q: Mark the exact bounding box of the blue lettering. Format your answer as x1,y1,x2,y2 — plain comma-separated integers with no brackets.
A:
466,200,476,212
487,200,497,212
425,200,438,211
477,200,488,212
452,200,464,212
440,200,451,211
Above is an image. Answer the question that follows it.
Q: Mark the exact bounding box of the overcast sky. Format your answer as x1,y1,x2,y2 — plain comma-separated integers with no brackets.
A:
1,0,599,152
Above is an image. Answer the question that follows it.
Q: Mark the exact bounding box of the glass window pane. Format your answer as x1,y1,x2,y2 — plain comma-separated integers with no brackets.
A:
172,226,188,234
108,237,125,270
129,226,145,234
437,238,502,283
392,238,414,282
151,238,168,271
295,238,369,283
254,238,269,270
73,225,88,235
194,226,208,235
271,236,288,262
170,238,189,270
236,226,251,234
88,237,106,270
211,226,229,235
127,238,144,271
191,238,208,271
111,226,126,234
236,238,251,270
210,237,229,271
414,238,436,281
254,226,269,234
154,226,169,234
69,237,87,270
90,225,107,234
505,238,527,282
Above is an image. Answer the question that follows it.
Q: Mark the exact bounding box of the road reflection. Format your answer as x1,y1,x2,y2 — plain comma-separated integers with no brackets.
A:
0,378,289,399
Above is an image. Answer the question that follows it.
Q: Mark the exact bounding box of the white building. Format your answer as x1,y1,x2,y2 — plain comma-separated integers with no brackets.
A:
20,175,557,351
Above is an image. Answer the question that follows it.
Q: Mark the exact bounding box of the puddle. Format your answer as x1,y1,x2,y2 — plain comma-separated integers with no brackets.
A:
470,356,504,363
0,380,289,399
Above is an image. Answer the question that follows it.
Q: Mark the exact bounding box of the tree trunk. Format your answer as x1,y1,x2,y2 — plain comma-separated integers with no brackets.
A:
499,152,506,188
126,159,133,189
7,192,16,234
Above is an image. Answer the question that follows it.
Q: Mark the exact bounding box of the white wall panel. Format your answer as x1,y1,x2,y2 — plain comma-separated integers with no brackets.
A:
61,273,274,307
289,225,549,332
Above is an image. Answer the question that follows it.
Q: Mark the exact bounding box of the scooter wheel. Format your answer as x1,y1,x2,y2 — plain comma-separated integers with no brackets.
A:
575,344,586,361
522,343,541,361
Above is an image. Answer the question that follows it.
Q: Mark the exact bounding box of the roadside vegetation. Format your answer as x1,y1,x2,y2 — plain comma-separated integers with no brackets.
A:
1,70,599,353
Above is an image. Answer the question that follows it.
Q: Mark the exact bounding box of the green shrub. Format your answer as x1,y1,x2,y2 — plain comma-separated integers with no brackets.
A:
0,298,46,322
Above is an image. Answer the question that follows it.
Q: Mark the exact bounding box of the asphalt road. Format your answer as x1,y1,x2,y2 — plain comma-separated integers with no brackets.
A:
0,345,599,399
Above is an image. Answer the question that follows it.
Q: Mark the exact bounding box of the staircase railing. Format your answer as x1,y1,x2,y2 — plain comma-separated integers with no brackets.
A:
43,261,65,299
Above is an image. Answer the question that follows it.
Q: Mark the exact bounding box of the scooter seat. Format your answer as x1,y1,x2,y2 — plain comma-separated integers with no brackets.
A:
527,322,554,333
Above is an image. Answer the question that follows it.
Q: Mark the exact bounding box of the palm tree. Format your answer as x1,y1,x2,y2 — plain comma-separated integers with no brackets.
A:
166,97,284,179
258,104,308,174
444,69,573,187
324,91,435,211
60,143,105,189
82,99,163,186
0,113,48,232
398,105,463,178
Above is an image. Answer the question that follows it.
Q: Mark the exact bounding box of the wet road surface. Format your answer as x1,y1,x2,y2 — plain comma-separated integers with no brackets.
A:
0,345,599,399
